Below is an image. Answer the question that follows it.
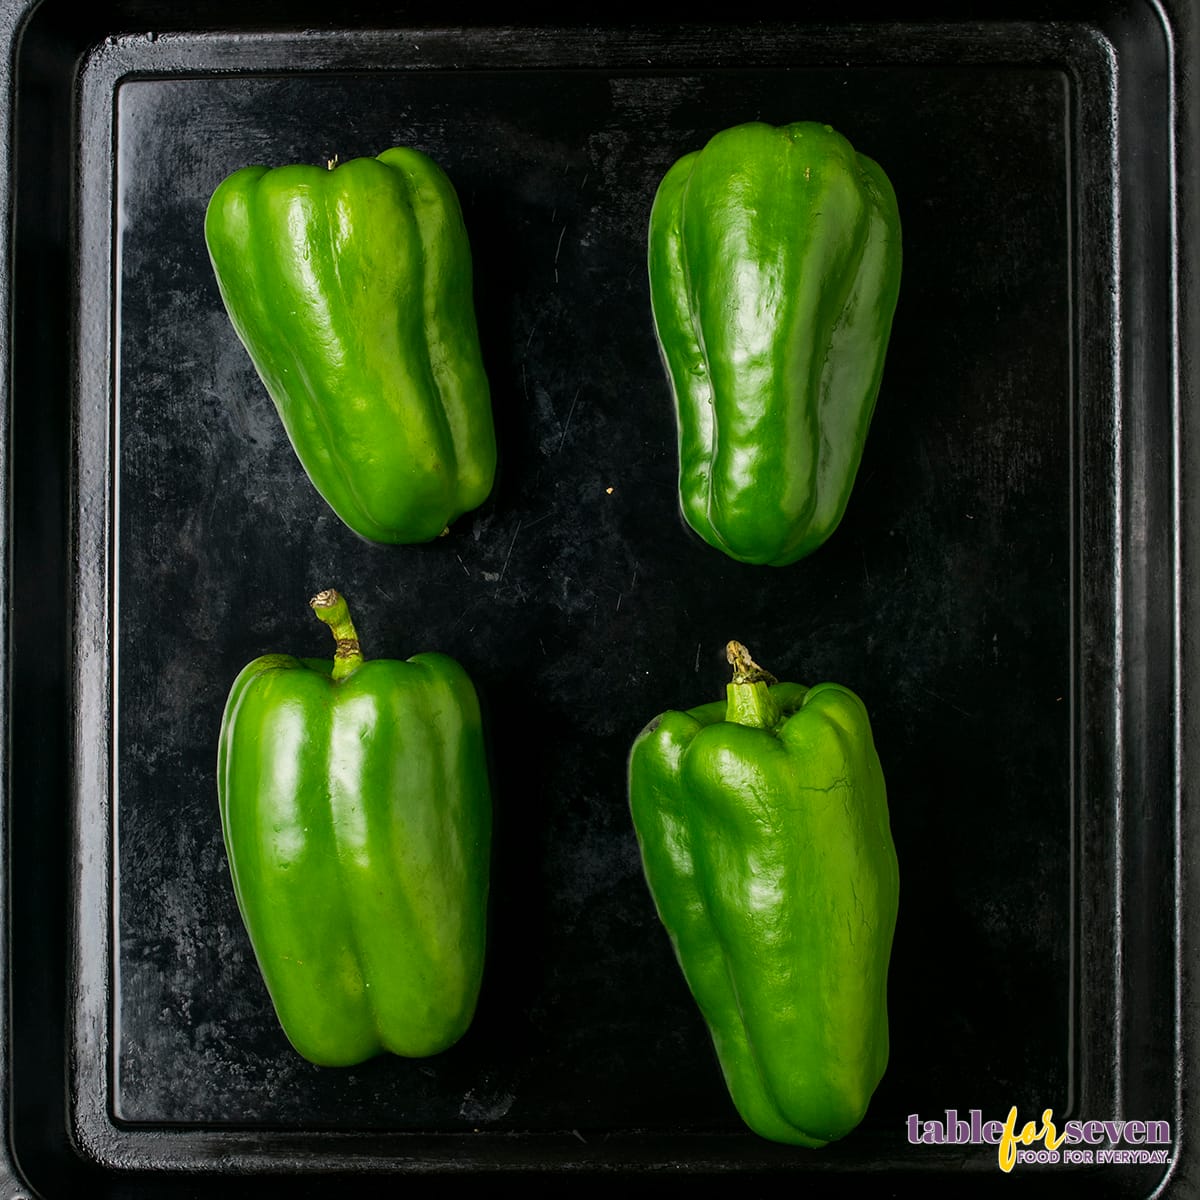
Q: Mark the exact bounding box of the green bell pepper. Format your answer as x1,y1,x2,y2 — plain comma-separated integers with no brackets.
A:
628,642,899,1145
205,147,496,544
648,121,902,566
217,589,491,1066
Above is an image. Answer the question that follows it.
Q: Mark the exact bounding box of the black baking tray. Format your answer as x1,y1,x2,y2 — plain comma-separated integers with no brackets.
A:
2,0,1197,1193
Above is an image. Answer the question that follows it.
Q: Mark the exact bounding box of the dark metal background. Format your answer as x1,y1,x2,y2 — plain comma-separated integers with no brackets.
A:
1,0,1193,1194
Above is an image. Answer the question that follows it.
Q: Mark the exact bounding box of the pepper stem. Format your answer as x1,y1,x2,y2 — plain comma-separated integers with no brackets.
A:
726,640,778,686
310,588,364,681
725,640,782,729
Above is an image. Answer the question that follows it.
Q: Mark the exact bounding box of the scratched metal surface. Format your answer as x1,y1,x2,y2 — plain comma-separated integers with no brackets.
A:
110,61,1071,1124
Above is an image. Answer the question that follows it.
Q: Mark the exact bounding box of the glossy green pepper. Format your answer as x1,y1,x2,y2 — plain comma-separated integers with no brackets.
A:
648,121,902,566
628,642,899,1145
217,589,491,1066
205,147,496,544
